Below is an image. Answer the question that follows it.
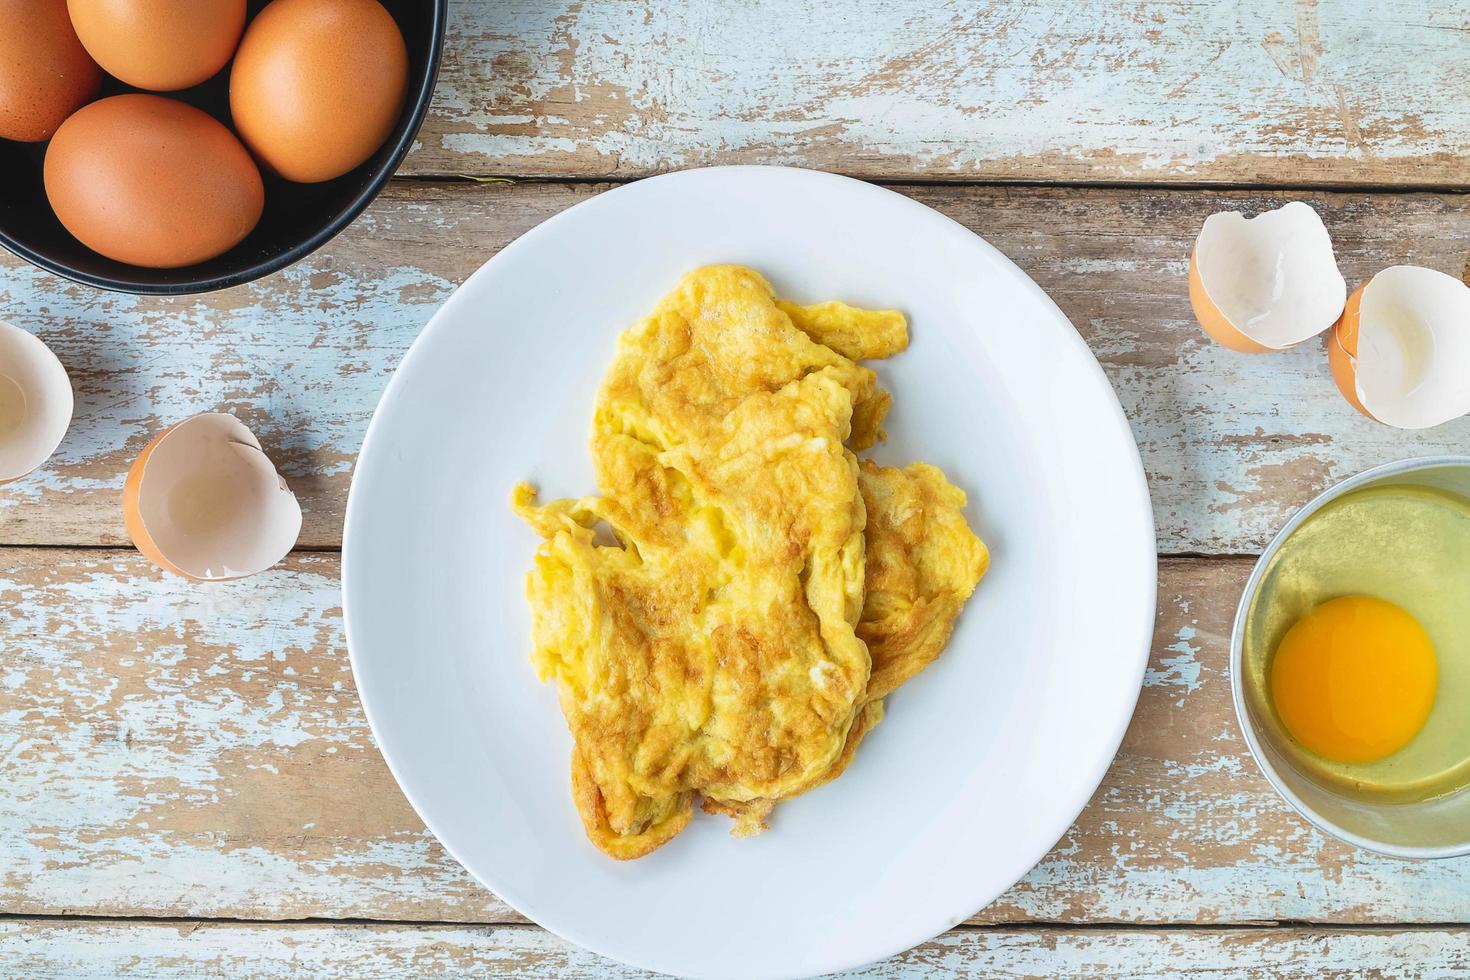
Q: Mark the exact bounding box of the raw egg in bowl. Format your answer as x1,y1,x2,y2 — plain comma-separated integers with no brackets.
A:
1232,456,1470,857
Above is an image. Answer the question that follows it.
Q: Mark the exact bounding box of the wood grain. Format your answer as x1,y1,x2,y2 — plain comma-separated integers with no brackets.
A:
3,181,1467,553
6,551,1470,925
411,0,1470,186
3,921,1469,978
8,4,1469,970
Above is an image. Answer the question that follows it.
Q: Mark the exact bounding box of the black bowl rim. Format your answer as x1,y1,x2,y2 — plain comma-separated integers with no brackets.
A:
0,0,448,296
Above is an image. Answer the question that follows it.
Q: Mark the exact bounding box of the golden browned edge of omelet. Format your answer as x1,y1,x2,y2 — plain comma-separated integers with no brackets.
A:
514,265,988,859
571,746,694,860
858,460,991,701
701,699,886,836
708,460,989,833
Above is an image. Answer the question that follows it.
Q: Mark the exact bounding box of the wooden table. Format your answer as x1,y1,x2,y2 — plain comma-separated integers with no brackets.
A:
5,2,1470,975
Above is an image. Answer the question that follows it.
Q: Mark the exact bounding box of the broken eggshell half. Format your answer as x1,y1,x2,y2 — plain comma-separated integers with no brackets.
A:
1189,201,1347,353
1328,266,1470,429
123,412,302,580
0,320,74,484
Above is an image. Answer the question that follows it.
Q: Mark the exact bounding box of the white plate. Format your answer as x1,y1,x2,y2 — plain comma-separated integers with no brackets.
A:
343,166,1156,979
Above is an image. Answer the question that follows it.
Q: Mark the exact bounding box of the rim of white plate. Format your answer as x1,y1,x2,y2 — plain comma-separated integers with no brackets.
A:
342,165,1157,978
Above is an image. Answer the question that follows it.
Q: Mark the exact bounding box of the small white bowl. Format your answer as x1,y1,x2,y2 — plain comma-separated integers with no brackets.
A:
1231,455,1470,858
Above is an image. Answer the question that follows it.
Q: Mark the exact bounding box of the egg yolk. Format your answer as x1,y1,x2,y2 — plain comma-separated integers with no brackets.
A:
1270,595,1437,764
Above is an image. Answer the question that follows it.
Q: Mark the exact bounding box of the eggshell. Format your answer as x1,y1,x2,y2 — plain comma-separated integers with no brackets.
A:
0,0,101,142
123,413,302,581
1328,266,1470,429
0,321,73,484
44,94,264,268
230,0,408,183
1189,201,1347,353
1327,280,1373,420
67,0,247,91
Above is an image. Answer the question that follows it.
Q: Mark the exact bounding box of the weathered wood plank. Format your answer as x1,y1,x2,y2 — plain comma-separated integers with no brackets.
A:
5,552,1470,925
414,0,1470,186
4,921,1470,978
2,182,1466,553
0,184,548,550
0,551,505,923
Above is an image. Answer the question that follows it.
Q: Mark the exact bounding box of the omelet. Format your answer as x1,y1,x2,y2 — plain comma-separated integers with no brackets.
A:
589,265,900,551
514,265,987,859
857,460,990,700
705,459,989,834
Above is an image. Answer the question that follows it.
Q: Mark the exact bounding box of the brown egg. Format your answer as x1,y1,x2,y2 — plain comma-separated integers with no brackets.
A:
44,95,264,268
0,0,101,142
230,0,408,183
68,0,247,91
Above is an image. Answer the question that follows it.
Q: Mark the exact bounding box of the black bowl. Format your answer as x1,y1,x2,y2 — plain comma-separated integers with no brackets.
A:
0,0,446,295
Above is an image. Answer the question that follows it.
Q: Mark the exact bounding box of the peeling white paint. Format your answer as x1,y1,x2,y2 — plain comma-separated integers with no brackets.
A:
0,239,457,545
1144,625,1204,703
415,1,1470,183
0,553,511,922
3,921,1468,978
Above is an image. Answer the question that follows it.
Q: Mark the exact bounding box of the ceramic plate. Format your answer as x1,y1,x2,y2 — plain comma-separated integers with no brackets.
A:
343,166,1156,979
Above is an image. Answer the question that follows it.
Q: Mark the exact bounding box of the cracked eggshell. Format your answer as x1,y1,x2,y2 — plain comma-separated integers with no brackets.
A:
0,321,73,484
1329,266,1470,429
123,413,302,580
1189,201,1347,353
